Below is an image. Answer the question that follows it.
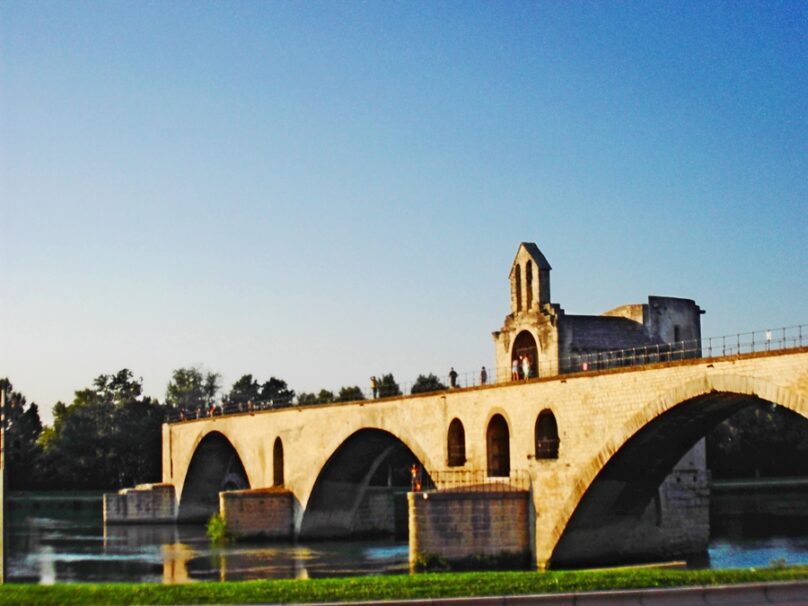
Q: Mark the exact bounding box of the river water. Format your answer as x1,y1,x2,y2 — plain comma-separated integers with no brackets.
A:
7,491,808,584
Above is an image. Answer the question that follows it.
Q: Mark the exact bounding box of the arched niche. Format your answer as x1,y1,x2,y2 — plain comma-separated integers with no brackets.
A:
535,409,560,459
515,264,522,312
486,414,511,477
447,418,466,467
273,437,284,486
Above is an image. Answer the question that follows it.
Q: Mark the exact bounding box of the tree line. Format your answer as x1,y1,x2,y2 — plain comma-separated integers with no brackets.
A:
0,368,450,490
4,370,808,492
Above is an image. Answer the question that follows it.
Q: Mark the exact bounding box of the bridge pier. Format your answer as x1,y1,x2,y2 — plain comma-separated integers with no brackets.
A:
408,488,532,570
220,488,295,540
103,483,176,524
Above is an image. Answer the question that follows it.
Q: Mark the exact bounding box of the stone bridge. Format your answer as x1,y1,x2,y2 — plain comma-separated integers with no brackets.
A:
151,347,808,568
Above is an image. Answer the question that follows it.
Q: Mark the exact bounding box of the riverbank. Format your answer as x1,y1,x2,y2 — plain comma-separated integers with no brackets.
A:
2,565,807,605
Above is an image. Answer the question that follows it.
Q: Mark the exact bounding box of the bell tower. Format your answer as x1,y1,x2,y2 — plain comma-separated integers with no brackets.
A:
494,242,562,383
509,242,552,314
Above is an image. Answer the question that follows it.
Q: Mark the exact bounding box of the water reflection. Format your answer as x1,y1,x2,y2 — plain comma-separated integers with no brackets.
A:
7,493,808,584
8,505,409,584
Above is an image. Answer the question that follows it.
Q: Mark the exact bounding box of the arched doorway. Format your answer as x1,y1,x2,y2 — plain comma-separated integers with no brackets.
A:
273,437,284,486
447,418,466,467
486,414,510,477
535,409,560,459
178,431,250,522
512,330,539,379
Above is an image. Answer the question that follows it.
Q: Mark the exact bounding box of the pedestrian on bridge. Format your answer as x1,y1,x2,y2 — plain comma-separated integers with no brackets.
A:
370,376,378,399
449,367,458,388
522,354,531,380
480,366,488,385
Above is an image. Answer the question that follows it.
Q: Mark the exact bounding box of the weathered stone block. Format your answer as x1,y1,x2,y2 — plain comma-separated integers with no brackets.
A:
409,489,530,568
220,487,293,540
103,483,176,524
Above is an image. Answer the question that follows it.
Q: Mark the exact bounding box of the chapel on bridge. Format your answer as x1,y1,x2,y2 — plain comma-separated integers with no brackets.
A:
492,242,705,382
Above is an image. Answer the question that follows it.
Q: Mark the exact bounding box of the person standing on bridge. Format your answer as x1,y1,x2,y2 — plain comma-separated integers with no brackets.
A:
370,376,378,399
512,358,519,381
480,366,488,385
522,354,531,380
449,367,458,388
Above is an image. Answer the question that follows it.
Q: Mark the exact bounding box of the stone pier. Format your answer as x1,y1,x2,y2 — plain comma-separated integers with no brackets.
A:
408,489,531,569
103,483,176,524
220,488,295,540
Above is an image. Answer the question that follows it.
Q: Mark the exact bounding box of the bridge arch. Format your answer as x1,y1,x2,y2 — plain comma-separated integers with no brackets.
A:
300,428,430,539
177,430,250,522
548,373,808,567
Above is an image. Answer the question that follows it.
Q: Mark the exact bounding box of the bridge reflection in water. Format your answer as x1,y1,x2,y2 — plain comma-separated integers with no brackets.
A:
7,491,808,583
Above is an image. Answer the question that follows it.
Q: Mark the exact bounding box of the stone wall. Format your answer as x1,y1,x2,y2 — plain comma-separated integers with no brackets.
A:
103,483,176,524
352,487,397,536
408,489,530,567
163,349,808,568
220,488,294,540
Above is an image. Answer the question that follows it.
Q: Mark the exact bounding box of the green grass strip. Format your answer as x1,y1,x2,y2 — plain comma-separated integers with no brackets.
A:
2,566,807,606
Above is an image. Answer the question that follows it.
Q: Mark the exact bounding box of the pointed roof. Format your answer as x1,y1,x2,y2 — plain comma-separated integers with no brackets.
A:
510,242,552,276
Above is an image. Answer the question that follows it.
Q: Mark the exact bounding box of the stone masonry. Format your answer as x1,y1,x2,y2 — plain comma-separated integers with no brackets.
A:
140,242,808,568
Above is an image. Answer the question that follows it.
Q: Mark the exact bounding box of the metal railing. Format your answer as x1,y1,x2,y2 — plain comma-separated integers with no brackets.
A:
166,323,806,423
413,469,531,493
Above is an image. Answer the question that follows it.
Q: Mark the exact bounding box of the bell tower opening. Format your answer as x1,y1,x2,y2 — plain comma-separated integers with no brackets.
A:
512,330,539,379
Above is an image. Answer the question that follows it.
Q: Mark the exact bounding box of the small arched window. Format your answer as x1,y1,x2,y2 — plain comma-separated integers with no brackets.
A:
487,414,511,477
515,264,522,312
526,260,533,310
447,418,466,467
273,437,284,486
535,410,559,459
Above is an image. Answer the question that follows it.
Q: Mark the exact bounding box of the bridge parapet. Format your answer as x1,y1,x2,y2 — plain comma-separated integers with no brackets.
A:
165,324,807,424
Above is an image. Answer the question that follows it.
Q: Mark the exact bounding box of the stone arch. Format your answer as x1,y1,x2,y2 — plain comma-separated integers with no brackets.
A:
273,436,284,486
486,413,511,477
447,418,466,467
300,428,430,539
177,430,250,522
512,330,538,379
535,409,560,459
547,374,808,567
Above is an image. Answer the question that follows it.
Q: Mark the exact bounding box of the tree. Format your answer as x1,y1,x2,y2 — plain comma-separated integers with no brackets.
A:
298,389,335,405
707,403,808,479
260,377,295,406
166,367,221,414
336,386,365,402
411,373,448,395
38,369,167,489
377,373,402,398
228,374,260,405
317,389,335,403
1,378,44,490
297,392,317,405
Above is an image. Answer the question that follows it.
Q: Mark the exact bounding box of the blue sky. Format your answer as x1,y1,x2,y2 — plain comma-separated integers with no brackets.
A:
1,2,806,423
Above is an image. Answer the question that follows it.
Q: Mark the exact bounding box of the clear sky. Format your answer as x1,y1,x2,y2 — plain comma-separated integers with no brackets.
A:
1,2,806,424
